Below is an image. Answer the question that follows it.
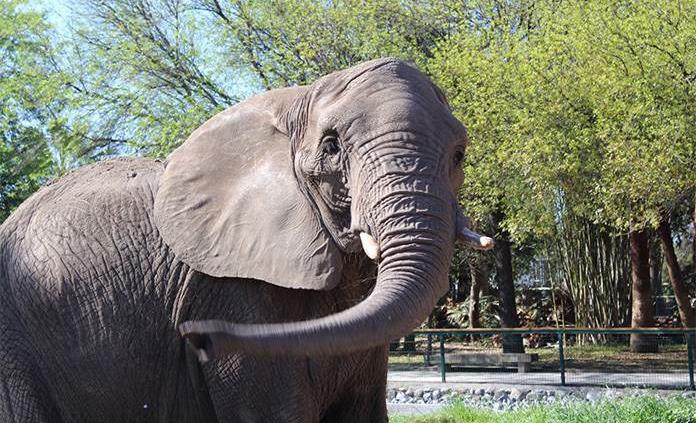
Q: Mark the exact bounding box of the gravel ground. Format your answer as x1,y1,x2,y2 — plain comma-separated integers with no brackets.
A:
387,386,696,412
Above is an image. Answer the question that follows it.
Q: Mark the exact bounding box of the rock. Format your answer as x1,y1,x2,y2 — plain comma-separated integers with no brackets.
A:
681,391,696,399
526,391,541,402
510,388,528,401
385,385,675,409
493,390,508,401
569,390,584,400
586,390,602,402
395,392,407,403
605,389,620,399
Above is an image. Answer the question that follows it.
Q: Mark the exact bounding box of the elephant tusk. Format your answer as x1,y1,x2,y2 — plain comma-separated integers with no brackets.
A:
455,210,495,250
458,226,495,250
479,235,495,250
360,232,380,260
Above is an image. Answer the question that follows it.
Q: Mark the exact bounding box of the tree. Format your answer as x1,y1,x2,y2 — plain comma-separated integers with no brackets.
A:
658,213,695,329
428,0,544,351
196,0,459,88
0,1,83,222
535,1,694,349
66,0,245,157
629,229,657,352
430,0,694,343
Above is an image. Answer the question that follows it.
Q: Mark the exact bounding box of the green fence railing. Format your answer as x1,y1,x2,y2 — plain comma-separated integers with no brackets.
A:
405,327,696,389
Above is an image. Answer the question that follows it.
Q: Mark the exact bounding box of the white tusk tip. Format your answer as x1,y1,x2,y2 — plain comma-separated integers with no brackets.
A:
359,232,380,260
479,236,495,250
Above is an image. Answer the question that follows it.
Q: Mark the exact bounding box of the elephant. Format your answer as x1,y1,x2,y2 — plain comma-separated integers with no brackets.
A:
0,58,493,422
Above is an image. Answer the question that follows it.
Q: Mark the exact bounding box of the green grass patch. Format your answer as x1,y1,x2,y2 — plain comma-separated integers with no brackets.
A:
389,354,428,365
390,395,696,423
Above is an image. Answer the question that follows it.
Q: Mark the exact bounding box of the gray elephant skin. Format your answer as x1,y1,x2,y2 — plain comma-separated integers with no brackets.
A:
0,58,492,422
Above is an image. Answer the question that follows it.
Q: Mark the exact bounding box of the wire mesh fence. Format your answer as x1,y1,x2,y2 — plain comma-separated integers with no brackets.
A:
387,328,695,389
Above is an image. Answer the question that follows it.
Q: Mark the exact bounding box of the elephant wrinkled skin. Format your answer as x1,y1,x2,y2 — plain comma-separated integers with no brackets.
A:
0,58,492,422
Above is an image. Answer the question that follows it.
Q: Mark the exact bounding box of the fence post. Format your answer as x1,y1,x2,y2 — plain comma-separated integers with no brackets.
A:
439,334,446,383
425,334,432,366
687,331,695,390
558,330,566,386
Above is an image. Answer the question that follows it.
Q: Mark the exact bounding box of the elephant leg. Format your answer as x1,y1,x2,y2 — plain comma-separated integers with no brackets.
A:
0,327,62,422
204,355,320,423
320,347,388,423
320,386,388,423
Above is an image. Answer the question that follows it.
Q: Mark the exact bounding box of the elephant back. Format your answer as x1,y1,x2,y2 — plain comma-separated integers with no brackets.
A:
0,157,167,311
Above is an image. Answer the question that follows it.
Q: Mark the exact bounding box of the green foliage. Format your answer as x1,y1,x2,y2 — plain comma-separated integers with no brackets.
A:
428,0,555,242
532,1,696,230
66,0,246,157
445,295,500,328
391,395,696,423
201,0,457,88
0,0,67,221
429,0,696,238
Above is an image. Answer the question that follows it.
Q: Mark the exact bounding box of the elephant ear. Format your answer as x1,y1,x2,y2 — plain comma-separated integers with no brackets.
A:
154,90,343,290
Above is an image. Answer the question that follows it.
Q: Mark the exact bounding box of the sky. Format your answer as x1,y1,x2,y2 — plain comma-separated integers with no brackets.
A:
37,0,72,33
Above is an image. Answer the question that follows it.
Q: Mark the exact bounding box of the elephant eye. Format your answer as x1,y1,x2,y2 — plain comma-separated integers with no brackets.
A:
321,133,340,156
453,149,465,166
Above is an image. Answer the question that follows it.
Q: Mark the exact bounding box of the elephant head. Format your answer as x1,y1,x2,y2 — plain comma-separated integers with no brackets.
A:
154,58,493,361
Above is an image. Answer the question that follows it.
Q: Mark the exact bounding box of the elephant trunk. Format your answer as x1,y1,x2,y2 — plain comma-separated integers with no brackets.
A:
179,189,454,361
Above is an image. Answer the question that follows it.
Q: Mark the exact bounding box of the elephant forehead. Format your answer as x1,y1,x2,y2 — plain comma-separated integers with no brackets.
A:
313,86,464,147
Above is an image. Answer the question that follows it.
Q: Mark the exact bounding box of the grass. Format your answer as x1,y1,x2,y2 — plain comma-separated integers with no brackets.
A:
390,395,696,423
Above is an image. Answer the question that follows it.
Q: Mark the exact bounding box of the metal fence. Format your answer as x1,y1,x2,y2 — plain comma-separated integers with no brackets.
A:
389,328,695,389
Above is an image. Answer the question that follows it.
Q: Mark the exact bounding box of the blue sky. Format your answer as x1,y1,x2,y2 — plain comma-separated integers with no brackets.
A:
38,0,72,33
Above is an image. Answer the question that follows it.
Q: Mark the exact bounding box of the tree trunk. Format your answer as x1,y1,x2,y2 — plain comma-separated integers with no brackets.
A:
650,237,664,315
468,253,488,328
658,215,695,329
455,258,470,303
403,334,416,352
693,195,696,286
629,228,658,353
492,210,524,353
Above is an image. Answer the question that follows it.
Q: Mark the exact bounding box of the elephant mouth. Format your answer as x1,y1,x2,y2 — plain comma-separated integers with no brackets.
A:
304,180,362,254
